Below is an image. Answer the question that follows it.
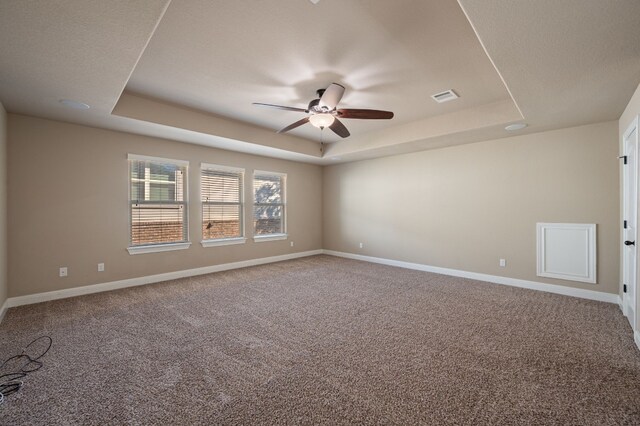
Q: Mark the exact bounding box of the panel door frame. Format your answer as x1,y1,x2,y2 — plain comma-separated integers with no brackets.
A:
622,115,639,333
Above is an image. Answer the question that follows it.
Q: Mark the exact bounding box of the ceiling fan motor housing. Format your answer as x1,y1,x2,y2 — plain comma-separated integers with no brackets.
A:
307,98,320,113
308,98,331,113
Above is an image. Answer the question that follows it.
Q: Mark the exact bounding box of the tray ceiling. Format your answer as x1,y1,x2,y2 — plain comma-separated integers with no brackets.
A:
1,0,639,164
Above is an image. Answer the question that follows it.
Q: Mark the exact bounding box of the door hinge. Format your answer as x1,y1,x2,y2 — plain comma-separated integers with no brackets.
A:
619,155,628,165
624,220,628,229
624,284,627,293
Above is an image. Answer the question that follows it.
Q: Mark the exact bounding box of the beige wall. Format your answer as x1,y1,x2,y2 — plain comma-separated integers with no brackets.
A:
4,114,623,299
323,121,619,294
7,114,322,297
0,102,6,309
620,83,640,138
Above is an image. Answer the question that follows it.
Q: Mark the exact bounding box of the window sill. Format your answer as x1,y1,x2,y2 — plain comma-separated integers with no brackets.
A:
201,237,247,248
127,242,191,255
253,233,288,243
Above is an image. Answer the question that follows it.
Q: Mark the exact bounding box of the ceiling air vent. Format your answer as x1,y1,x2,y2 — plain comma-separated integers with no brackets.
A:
431,90,459,103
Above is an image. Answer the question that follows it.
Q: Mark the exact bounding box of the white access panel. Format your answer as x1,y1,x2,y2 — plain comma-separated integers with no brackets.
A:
536,223,597,284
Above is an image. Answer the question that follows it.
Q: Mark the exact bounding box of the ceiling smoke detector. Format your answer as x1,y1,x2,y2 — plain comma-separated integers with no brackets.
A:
309,0,321,4
505,123,527,131
59,99,90,110
431,90,459,103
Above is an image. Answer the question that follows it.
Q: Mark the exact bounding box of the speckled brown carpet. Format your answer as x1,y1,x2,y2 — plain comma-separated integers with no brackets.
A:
1,255,639,425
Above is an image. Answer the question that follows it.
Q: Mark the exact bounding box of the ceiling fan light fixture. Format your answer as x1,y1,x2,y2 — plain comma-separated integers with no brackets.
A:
309,113,335,129
255,83,393,138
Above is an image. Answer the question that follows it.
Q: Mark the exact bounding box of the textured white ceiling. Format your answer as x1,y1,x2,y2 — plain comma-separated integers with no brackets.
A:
458,0,640,128
0,0,639,164
126,0,511,144
0,0,170,121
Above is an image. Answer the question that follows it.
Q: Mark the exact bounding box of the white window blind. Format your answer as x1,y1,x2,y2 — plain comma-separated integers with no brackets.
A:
201,164,244,240
129,156,188,247
253,171,286,235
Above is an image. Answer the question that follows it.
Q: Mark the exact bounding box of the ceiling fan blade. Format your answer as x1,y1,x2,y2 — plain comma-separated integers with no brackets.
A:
337,109,394,119
319,83,345,111
277,117,310,133
329,118,350,138
253,103,308,113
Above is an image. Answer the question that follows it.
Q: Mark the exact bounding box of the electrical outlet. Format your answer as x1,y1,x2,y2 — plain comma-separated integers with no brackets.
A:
290,241,294,247
98,263,105,272
359,242,363,249
59,267,68,277
499,259,506,267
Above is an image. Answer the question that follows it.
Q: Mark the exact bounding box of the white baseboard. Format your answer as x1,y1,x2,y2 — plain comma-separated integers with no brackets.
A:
322,250,619,304
618,296,624,310
635,331,640,351
3,250,322,311
0,249,621,324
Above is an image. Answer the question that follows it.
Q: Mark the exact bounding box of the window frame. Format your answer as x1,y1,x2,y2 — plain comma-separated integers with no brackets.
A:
127,154,191,255
252,170,287,242
200,163,247,247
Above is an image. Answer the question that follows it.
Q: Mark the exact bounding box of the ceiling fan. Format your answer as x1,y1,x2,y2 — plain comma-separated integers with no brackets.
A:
253,83,394,138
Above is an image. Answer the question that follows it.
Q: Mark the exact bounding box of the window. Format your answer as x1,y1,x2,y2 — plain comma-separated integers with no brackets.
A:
253,171,286,241
201,164,245,247
128,154,190,254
